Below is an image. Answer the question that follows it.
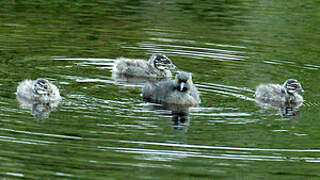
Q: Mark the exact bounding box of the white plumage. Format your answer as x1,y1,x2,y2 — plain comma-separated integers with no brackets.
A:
16,79,61,103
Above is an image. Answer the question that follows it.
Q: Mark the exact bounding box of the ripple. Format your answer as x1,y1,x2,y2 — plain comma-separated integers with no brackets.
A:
124,43,246,61
197,82,254,101
192,112,251,117
144,43,247,55
0,128,82,140
0,135,55,145
117,140,320,153
304,102,320,107
54,57,114,61
75,78,114,84
98,141,320,163
3,172,24,178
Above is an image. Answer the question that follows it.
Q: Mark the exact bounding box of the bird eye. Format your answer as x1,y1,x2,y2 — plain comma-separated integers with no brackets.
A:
186,79,190,84
156,55,163,60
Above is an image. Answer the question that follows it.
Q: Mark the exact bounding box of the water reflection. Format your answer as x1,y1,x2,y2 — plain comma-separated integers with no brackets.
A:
279,106,300,117
2,0,320,179
255,99,302,118
172,112,189,130
144,103,190,128
16,95,60,118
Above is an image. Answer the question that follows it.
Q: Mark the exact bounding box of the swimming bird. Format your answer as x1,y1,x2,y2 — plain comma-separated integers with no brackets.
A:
16,79,61,103
112,54,176,79
142,71,201,106
254,79,304,107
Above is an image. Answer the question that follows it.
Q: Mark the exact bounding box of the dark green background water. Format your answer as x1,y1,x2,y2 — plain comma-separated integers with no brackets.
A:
1,0,320,179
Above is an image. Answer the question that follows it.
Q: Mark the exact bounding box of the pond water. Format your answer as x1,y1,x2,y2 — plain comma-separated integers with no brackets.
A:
1,0,320,179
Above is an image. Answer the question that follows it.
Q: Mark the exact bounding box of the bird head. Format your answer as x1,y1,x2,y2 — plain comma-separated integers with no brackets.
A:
149,54,176,70
283,79,304,94
175,71,192,92
33,79,52,96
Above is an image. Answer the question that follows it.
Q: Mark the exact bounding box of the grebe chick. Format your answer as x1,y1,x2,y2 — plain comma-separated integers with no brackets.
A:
16,79,61,103
112,54,176,79
254,79,303,107
142,71,201,106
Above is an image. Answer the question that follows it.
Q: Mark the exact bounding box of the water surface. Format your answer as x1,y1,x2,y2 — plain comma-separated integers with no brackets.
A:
1,0,320,179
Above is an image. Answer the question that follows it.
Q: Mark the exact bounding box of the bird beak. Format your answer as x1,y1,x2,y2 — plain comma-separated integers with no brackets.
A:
169,64,176,70
179,82,185,91
46,86,51,94
298,88,304,93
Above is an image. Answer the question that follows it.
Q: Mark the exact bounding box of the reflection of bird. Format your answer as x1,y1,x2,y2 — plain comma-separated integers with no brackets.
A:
279,106,300,117
143,103,190,127
16,79,61,103
172,112,189,127
112,54,176,79
254,79,304,107
142,71,201,106
17,96,60,118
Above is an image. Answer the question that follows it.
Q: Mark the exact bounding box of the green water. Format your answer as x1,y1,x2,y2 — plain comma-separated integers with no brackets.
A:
1,0,320,179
